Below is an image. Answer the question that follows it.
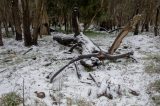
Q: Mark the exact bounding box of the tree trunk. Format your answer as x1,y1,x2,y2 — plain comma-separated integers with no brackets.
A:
72,7,80,36
39,4,50,36
12,0,22,40
154,6,159,36
3,20,9,37
145,22,149,32
134,7,139,35
32,0,42,45
21,0,32,46
109,15,142,55
0,21,3,46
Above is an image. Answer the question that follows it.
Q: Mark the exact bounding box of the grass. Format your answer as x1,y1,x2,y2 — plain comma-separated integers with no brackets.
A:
84,66,94,72
84,30,104,37
149,80,160,105
144,53,160,74
150,80,160,93
145,62,160,74
0,92,22,106
66,97,93,106
152,95,160,106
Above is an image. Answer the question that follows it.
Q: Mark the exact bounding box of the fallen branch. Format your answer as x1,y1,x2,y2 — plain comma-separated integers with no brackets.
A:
49,52,133,83
97,78,139,99
108,27,123,33
89,73,100,87
74,62,81,79
23,48,33,55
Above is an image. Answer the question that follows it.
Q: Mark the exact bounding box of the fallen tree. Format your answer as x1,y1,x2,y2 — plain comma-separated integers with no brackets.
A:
48,7,142,83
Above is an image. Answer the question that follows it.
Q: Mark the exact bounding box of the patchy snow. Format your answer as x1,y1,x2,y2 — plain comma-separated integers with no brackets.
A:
0,32,160,106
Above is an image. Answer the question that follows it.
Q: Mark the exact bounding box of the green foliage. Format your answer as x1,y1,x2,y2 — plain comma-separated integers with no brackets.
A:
84,66,94,72
84,30,104,37
0,92,22,106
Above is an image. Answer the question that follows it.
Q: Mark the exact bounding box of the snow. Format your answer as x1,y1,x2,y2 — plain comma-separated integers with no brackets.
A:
0,32,160,106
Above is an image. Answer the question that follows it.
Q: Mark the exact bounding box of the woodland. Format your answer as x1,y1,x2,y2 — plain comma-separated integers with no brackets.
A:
0,0,160,106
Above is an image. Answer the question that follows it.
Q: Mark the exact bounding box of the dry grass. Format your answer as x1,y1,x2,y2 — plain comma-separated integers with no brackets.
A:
0,92,22,106
144,53,160,74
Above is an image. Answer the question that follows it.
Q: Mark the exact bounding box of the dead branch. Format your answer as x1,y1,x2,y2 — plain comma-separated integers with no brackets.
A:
108,27,123,33
23,48,33,55
89,73,100,87
49,52,133,83
108,14,142,54
74,62,81,79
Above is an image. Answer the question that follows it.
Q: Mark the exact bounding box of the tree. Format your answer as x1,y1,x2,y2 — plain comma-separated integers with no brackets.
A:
0,20,3,46
32,0,49,45
12,0,22,40
21,0,32,46
154,5,160,36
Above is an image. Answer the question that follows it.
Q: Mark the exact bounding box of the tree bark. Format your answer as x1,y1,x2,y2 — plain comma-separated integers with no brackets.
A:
154,6,159,36
2,20,9,37
49,52,133,82
134,6,139,35
72,7,80,36
21,0,32,46
108,14,142,55
0,21,3,46
32,0,42,45
12,0,22,41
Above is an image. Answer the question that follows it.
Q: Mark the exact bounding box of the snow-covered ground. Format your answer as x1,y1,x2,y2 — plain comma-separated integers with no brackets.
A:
0,32,160,106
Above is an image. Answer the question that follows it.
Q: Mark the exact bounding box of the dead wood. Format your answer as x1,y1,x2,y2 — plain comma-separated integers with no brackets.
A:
49,52,133,83
23,48,33,55
108,27,123,33
108,14,142,55
97,78,139,99
49,8,138,83
53,34,76,46
74,62,81,79
89,73,100,87
69,43,81,53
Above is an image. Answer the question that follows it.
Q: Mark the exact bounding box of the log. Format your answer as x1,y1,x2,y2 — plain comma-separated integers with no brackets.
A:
53,34,76,46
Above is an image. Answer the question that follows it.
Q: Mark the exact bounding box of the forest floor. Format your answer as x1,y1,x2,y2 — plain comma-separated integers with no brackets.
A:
0,31,160,106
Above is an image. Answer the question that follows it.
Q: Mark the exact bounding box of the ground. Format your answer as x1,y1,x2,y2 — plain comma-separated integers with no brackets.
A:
0,32,160,106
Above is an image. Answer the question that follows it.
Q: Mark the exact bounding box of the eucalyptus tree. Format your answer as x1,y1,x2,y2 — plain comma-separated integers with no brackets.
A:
21,0,32,46
11,0,22,40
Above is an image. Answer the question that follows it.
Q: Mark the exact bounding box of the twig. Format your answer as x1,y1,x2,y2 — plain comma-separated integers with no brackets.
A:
130,56,138,63
108,27,123,33
80,81,92,85
51,57,73,61
23,48,33,55
89,73,100,87
0,69,7,73
74,62,81,79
